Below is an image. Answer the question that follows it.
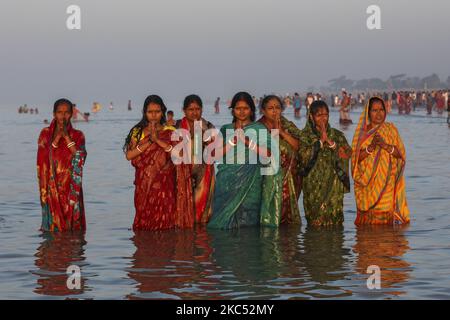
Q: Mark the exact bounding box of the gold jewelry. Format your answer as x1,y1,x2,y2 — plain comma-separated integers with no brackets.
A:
328,141,336,149
365,146,373,155
136,145,143,153
165,145,173,153
52,142,58,148
66,141,75,148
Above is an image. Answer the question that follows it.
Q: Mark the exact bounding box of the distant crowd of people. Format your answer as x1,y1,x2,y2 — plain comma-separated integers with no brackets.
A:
238,89,450,125
18,104,39,115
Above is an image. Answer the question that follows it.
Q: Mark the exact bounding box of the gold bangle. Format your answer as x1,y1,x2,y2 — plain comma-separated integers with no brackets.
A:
165,145,173,153
66,142,75,148
52,142,58,148
136,145,143,153
365,146,373,155
389,145,395,155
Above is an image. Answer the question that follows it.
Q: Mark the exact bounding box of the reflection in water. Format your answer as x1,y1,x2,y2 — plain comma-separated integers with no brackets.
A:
301,225,349,283
126,227,218,300
353,225,411,296
211,228,285,282
126,225,357,299
210,225,352,299
209,227,291,299
33,231,87,296
300,225,353,298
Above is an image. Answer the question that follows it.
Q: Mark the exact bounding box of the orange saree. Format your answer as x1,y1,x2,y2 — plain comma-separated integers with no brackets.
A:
351,99,410,225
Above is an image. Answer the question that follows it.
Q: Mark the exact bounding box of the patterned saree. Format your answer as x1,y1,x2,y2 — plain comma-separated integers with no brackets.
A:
37,120,87,232
298,115,351,226
131,126,179,231
207,122,282,229
258,116,302,224
175,117,215,226
351,98,410,225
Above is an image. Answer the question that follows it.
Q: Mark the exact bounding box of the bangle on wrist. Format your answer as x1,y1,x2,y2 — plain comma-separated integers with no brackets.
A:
228,138,237,146
52,142,58,148
389,145,395,155
328,141,336,149
165,145,173,153
365,146,373,155
248,140,257,151
319,140,324,149
66,141,75,148
136,145,143,153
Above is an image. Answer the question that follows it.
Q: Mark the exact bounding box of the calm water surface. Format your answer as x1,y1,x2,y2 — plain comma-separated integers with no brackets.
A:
1,104,449,299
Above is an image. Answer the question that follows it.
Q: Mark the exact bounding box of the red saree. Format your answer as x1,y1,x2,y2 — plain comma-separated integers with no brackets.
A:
131,127,179,231
37,120,87,232
175,118,215,227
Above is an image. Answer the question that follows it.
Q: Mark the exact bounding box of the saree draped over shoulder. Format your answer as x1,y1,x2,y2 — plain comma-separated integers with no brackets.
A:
258,116,302,225
207,122,282,229
351,100,410,225
37,120,87,232
131,126,179,231
298,116,351,226
175,117,216,227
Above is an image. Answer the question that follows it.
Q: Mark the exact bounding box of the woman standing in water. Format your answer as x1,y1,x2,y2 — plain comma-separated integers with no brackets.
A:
207,92,281,229
258,95,302,225
124,95,179,231
37,99,87,232
175,94,216,226
447,94,450,125
351,97,410,225
298,100,352,226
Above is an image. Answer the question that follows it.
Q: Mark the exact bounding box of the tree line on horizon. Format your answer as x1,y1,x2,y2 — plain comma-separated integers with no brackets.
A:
316,74,450,93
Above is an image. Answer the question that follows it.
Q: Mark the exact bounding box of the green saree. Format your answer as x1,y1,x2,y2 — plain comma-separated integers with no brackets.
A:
207,122,282,229
258,116,302,225
298,116,351,226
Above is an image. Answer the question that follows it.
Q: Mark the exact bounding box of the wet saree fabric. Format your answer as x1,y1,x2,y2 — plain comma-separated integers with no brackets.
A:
258,116,302,224
351,99,410,225
131,126,179,231
298,116,351,226
37,120,87,232
175,117,215,226
207,122,282,229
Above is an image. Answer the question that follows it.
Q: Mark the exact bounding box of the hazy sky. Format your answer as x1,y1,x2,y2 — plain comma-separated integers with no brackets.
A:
0,0,449,106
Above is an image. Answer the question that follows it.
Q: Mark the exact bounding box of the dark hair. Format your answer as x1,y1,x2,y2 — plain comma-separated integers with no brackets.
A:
310,100,329,115
167,110,174,116
368,97,386,114
261,95,285,111
123,95,167,153
183,94,203,110
229,91,256,122
53,98,73,113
